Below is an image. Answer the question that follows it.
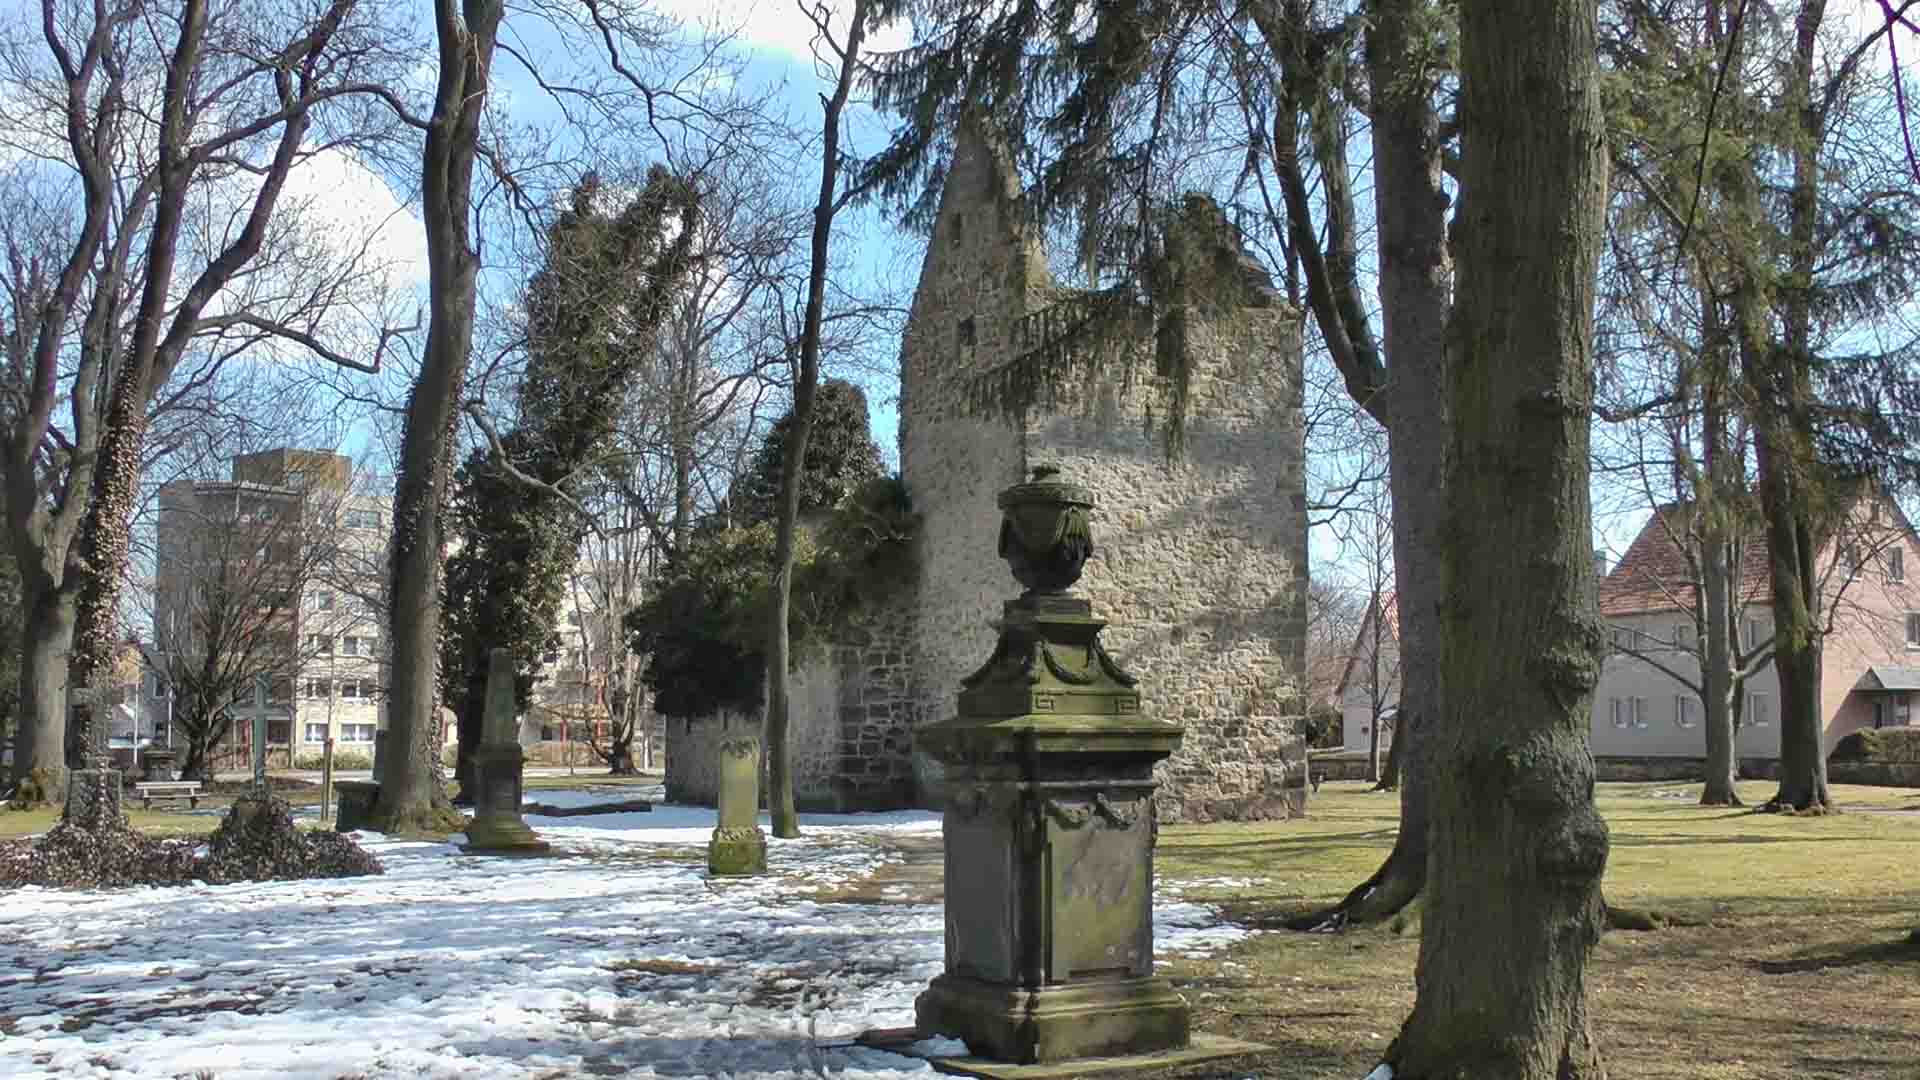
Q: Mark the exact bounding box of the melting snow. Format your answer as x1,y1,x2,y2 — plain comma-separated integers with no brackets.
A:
0,797,1248,1078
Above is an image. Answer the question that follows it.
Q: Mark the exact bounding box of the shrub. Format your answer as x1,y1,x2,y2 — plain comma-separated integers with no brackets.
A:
1829,727,1920,764
293,749,375,771
200,793,383,883
0,783,383,890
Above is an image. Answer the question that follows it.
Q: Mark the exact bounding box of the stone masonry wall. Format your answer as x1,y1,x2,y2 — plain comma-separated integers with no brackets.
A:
661,605,917,810
897,119,1310,822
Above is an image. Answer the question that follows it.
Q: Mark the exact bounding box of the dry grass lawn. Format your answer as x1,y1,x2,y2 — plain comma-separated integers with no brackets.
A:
1145,780,1920,1079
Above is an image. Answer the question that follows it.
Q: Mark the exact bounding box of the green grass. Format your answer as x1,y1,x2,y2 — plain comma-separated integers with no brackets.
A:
1146,781,1920,1079
0,806,212,838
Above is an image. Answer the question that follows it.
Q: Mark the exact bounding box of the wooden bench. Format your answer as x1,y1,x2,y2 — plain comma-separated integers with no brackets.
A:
134,781,203,810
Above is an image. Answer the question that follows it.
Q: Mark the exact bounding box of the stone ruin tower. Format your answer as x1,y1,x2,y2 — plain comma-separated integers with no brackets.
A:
899,119,1310,821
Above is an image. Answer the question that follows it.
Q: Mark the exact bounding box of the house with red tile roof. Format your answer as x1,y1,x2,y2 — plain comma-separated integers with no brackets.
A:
1593,496,1920,762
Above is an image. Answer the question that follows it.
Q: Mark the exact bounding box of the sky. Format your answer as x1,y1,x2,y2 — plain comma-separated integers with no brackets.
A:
8,0,1914,600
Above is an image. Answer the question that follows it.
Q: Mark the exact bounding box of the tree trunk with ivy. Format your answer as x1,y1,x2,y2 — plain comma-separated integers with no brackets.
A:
373,0,503,836
1383,0,1611,1074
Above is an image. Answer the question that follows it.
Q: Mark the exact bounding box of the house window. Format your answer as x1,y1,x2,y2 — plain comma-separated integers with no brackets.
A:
267,718,290,746
1675,695,1698,729
1885,547,1905,583
1674,622,1694,650
1873,700,1890,729
1741,618,1765,650
1632,697,1649,729
1907,612,1920,648
1610,698,1629,729
341,723,376,743
1747,691,1772,727
1611,627,1633,651
343,508,381,529
304,722,330,744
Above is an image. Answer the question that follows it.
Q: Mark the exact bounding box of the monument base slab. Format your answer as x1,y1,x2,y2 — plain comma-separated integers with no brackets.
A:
854,1028,1269,1079
461,816,553,855
915,974,1191,1065
708,826,767,875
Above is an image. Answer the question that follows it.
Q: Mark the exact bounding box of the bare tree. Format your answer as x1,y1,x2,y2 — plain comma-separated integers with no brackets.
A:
763,0,886,839
0,0,414,795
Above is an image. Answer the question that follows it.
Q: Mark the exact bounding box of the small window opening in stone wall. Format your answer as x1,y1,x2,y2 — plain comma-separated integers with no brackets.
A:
959,316,976,348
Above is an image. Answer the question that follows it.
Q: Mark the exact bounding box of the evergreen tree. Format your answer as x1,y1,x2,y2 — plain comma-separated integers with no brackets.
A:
440,169,700,794
730,379,885,524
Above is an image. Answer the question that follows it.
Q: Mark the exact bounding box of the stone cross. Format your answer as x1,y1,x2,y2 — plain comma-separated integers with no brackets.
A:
251,713,268,789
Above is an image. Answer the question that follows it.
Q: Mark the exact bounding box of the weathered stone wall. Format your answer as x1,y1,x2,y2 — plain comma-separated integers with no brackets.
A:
822,603,917,810
897,119,1310,822
661,606,917,810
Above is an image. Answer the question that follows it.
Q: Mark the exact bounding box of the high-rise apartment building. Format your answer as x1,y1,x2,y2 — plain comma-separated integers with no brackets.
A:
152,449,393,767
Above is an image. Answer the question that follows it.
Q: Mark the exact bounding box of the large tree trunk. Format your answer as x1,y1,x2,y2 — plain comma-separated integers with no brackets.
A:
1314,0,1454,926
1375,721,1405,791
9,583,75,798
1761,0,1833,815
1699,536,1741,805
1385,0,1611,1075
373,0,501,836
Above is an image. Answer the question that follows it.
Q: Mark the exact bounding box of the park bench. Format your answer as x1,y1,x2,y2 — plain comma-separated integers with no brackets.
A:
133,780,203,810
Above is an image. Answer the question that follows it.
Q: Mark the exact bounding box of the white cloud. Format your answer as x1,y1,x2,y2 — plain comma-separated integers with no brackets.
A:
654,0,911,61
277,147,430,293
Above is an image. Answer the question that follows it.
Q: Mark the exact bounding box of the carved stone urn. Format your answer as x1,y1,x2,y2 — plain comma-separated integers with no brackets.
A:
914,466,1189,1064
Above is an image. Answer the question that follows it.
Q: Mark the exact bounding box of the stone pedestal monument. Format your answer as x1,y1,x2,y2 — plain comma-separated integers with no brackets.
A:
461,648,549,854
708,728,767,875
914,467,1191,1064
63,684,124,827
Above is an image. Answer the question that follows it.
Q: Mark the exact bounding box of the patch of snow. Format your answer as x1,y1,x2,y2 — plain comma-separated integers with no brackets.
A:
1,805,1246,1079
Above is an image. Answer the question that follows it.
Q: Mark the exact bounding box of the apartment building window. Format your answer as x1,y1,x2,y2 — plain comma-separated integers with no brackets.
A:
304,722,330,744
308,633,333,654
304,679,330,699
1675,695,1698,729
1907,612,1920,648
341,680,362,699
342,723,376,742
343,508,381,529
1885,547,1905,583
1747,691,1772,727
342,635,361,657
313,591,334,611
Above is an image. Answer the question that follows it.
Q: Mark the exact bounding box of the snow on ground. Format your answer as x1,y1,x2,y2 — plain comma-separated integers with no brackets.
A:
0,797,1251,1080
